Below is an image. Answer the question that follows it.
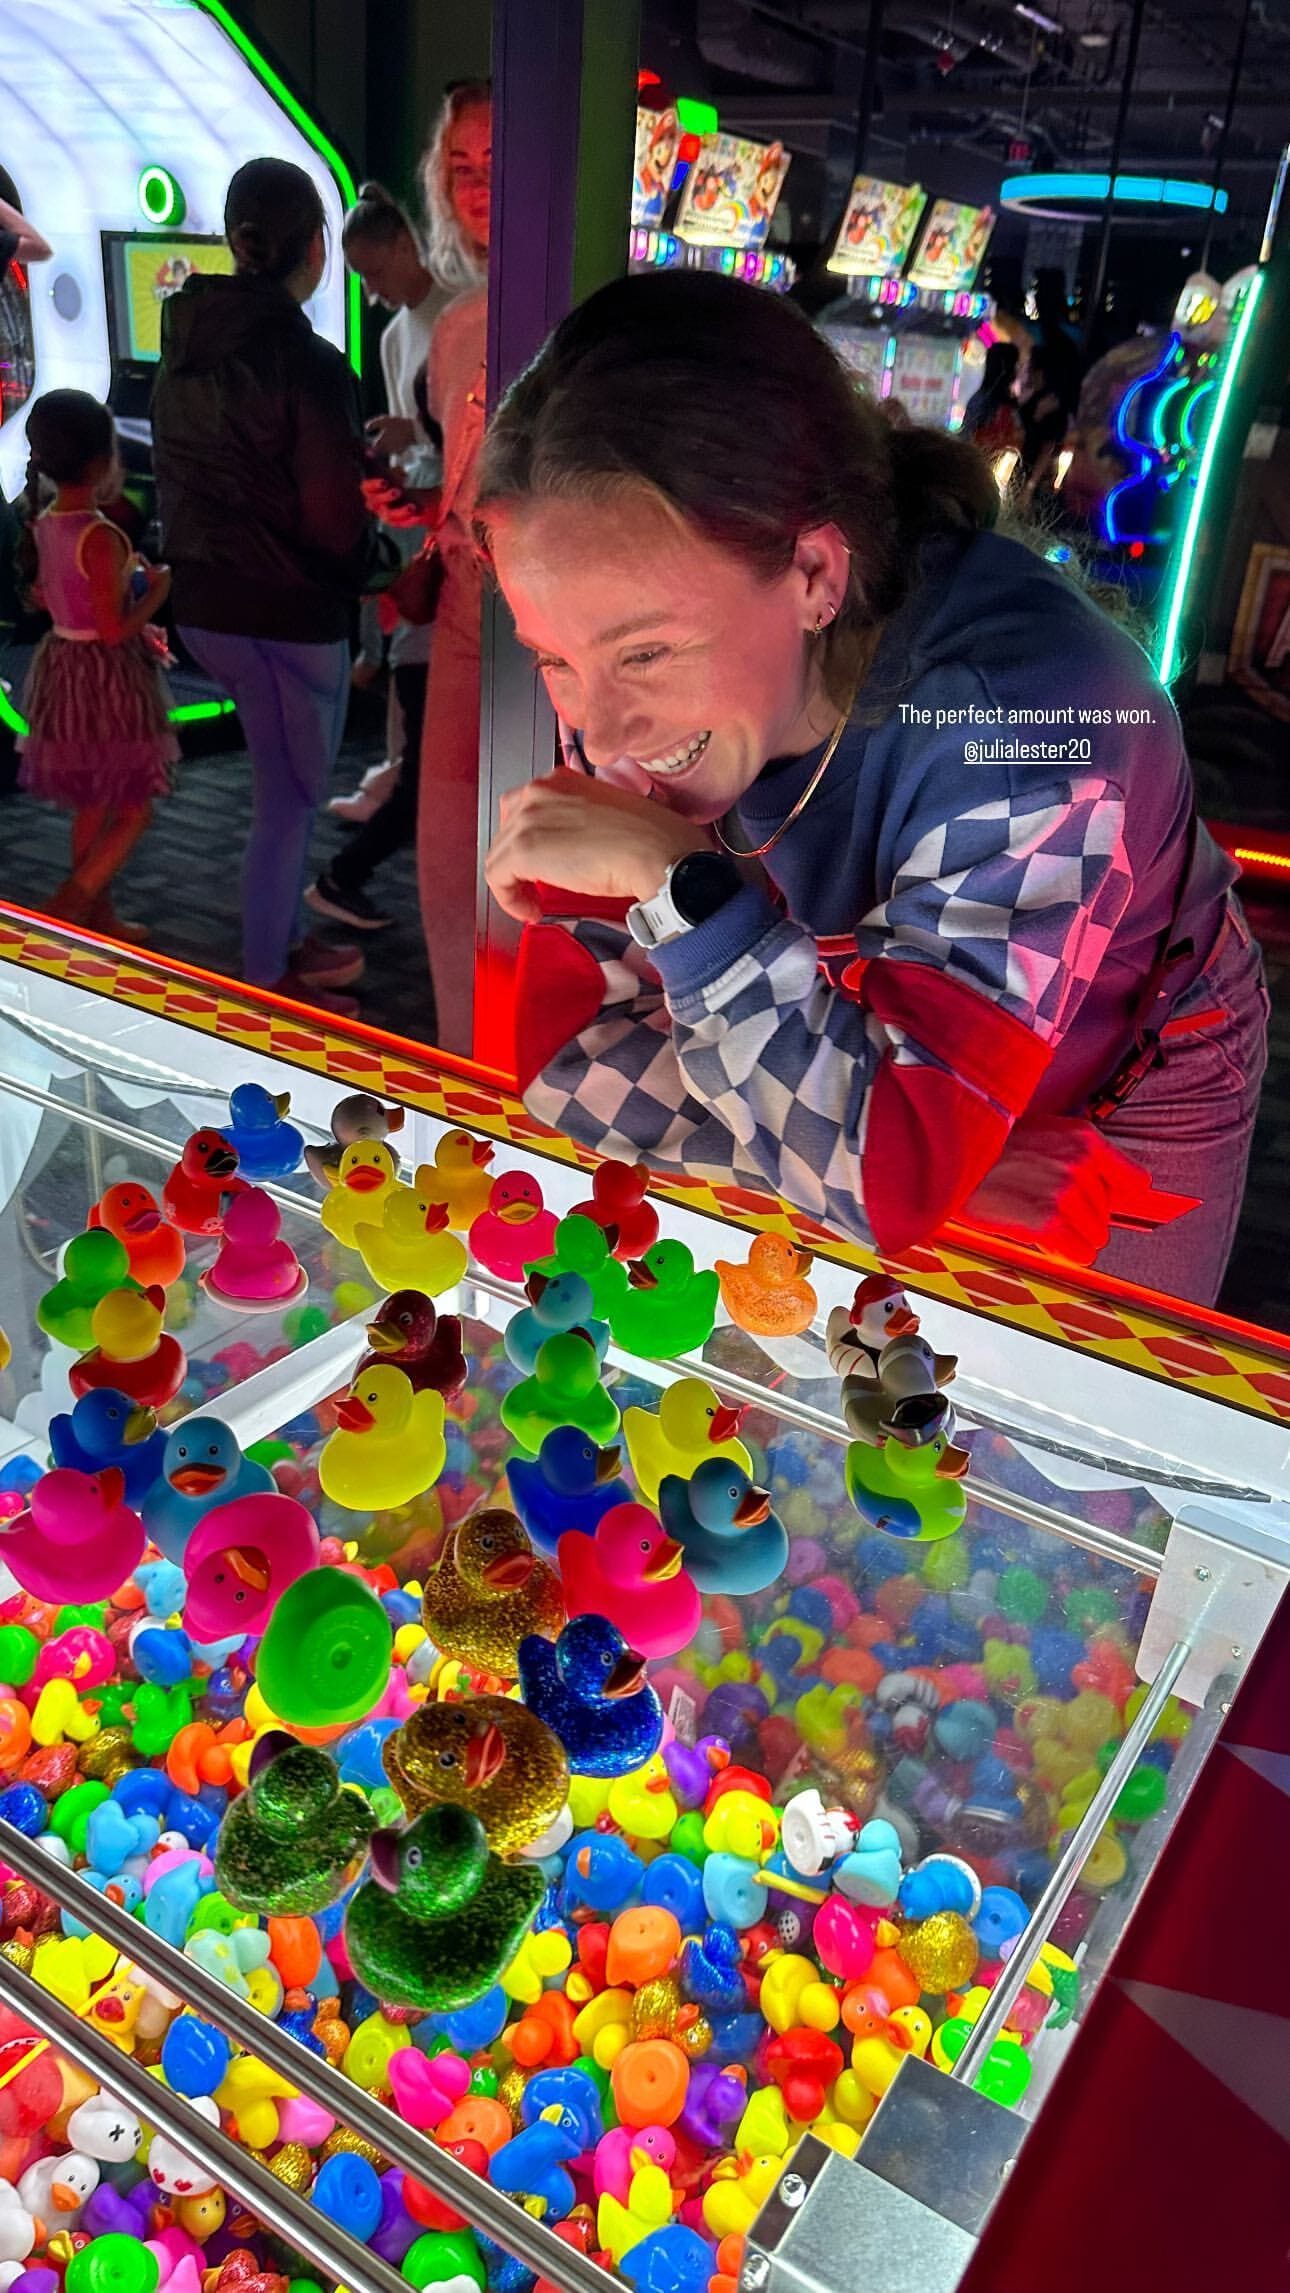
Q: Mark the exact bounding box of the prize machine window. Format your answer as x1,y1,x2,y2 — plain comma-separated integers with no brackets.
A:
0,168,36,429
100,231,234,418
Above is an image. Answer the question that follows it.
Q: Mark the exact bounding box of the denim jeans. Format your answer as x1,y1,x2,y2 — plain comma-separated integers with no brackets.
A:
179,628,350,984
1094,899,1270,1306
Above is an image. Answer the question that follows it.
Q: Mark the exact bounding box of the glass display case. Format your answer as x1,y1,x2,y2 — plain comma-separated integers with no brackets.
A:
0,910,1287,2293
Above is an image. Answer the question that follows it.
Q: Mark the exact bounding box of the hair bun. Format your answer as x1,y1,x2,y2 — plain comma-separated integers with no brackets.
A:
357,180,396,206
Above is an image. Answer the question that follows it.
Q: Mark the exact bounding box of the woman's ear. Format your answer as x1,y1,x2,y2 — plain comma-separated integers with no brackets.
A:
793,522,853,633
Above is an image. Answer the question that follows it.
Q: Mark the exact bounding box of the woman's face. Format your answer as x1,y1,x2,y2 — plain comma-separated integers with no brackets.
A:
448,104,492,254
351,229,425,310
489,491,848,824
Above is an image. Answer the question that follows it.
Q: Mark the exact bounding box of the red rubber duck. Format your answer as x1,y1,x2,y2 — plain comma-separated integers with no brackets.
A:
162,1130,245,1236
357,1289,468,1399
571,1159,659,1264
89,1180,186,1288
69,1286,186,1408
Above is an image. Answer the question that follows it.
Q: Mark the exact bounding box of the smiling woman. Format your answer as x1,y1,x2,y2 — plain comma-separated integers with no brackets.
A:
475,270,1267,1306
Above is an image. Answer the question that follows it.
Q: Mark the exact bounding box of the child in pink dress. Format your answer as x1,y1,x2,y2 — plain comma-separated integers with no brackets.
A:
18,390,178,937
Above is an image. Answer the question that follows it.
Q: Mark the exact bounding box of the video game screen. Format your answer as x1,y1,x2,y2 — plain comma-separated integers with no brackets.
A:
673,132,791,250
828,175,928,278
905,199,995,292
102,232,234,364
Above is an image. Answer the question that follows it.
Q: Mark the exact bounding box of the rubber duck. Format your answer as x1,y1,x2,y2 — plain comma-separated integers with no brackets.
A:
161,1130,245,1236
468,1172,559,1284
201,1188,308,1311
222,1084,304,1180
679,1926,746,2017
613,1243,719,1361
493,2111,584,2221
0,2186,37,2267
826,1276,922,1379
142,1419,275,1565
700,2156,781,2241
358,1290,467,1398
319,1365,446,1511
17,2153,99,2232
558,1505,700,1662
607,1752,680,1840
65,2093,143,2163
344,1804,545,2011
506,1427,631,1555
622,1380,752,1506
715,1235,817,1339
183,1489,320,1642
658,1460,787,1595
353,1169,468,1297
88,1182,185,1288
418,1129,497,1229
563,1828,645,1916
838,1333,958,1446
844,1430,970,1542
847,1998,933,2098
530,1213,631,1323
319,1141,400,1249
37,1230,138,1352
570,1159,659,1263
518,1615,663,1777
382,1695,569,1855
48,1388,165,1506
505,1270,610,1376
702,1792,779,1860
305,1091,406,1189
215,1730,375,1915
501,1332,621,1455
663,1735,731,1812
69,1286,185,1408
598,2148,675,2267
594,2125,676,2207
1,1466,144,1602
420,1508,564,1675
144,2094,220,2195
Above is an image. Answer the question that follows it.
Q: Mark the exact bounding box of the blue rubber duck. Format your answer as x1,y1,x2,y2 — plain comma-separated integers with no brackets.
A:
506,1426,631,1555
490,2108,583,2220
504,1270,610,1377
142,1417,276,1564
658,1459,788,1594
621,2227,714,2293
561,1827,644,1917
679,1921,747,2016
518,1614,663,1778
48,1388,166,1506
223,1083,305,1180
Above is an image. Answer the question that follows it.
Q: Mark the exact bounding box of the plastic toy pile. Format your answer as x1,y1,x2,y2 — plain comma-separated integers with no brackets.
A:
0,1093,1191,2293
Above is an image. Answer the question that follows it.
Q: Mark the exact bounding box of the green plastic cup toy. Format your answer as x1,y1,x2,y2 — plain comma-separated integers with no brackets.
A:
256,1565,393,1726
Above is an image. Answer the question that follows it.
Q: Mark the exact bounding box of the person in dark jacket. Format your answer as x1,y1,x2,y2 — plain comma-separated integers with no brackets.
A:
152,157,381,1011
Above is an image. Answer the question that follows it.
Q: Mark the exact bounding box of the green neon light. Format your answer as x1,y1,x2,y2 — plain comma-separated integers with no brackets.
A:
0,691,237,738
1149,375,1191,450
138,165,185,226
194,0,361,376
1180,377,1217,451
1156,272,1265,686
0,684,25,737
676,96,719,136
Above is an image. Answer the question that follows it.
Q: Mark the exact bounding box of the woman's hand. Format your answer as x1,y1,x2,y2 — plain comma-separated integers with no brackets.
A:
485,771,713,924
366,414,417,457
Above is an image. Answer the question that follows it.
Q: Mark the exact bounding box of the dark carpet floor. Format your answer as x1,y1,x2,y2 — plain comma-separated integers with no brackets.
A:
2,685,1288,1335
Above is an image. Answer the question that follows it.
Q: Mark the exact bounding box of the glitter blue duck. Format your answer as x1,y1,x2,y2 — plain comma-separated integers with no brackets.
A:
517,1614,662,1777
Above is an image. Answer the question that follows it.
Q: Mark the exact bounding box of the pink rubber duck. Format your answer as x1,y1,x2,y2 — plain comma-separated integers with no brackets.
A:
557,1502,702,1660
0,1467,144,1603
182,1491,320,1642
201,1188,308,1311
468,1172,559,1283
593,2124,676,2205
387,2048,471,2130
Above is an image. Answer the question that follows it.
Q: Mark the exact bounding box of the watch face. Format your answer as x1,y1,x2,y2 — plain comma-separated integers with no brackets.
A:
673,851,740,924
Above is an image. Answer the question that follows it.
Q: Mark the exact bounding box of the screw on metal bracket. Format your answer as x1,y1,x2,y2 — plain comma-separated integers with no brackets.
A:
779,2175,807,2209
741,2257,771,2292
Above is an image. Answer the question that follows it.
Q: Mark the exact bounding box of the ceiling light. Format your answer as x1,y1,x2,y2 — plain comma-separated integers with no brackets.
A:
1079,27,1111,43
1015,4,1065,30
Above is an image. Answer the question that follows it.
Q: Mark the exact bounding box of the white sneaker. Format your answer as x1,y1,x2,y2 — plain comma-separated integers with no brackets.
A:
328,759,399,823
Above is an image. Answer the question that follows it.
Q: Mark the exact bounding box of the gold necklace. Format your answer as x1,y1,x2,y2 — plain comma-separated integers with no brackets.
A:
713,702,853,861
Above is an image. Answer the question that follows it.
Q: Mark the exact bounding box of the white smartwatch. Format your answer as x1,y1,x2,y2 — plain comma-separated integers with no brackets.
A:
626,851,742,950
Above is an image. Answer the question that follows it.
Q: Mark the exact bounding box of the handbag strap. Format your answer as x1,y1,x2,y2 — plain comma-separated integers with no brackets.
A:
1087,808,1202,1121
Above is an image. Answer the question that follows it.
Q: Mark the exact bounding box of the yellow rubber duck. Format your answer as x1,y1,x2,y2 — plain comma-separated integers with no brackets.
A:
715,1234,818,1339
353,1167,468,1297
420,1129,497,1230
607,1753,679,1841
320,1141,400,1249
848,2002,932,2099
318,1364,446,1511
420,1507,565,1676
622,1377,752,1506
702,1789,780,1861
597,2151,676,2267
701,2155,782,2240
215,2055,298,2149
0,1327,9,1373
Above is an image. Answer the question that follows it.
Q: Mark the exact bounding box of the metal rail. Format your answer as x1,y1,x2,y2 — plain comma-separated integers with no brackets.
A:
0,1952,410,2293
0,1817,617,2293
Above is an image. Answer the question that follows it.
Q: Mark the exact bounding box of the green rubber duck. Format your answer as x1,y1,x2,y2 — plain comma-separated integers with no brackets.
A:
500,1331,620,1455
344,1803,544,2011
528,1214,629,1323
843,1426,971,1543
216,1731,375,1915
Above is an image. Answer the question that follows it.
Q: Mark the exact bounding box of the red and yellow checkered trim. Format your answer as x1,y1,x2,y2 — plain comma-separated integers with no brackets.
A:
5,910,1290,1423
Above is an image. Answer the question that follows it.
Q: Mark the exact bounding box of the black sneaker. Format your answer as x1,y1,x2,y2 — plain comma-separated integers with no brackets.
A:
305,873,394,933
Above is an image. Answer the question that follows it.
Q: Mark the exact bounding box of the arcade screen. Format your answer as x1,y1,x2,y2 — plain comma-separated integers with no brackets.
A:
103,232,234,364
905,198,994,292
633,106,681,228
673,131,790,249
890,334,961,427
828,175,928,278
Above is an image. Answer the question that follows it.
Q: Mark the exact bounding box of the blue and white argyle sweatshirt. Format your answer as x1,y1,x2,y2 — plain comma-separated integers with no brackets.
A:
515,529,1236,1252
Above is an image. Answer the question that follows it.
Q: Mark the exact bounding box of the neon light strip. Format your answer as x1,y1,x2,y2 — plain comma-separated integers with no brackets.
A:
1234,847,1290,873
1156,272,1265,685
1001,172,1229,212
194,0,361,376
1104,335,1181,545
0,690,236,738
1149,375,1192,450
1179,377,1217,451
